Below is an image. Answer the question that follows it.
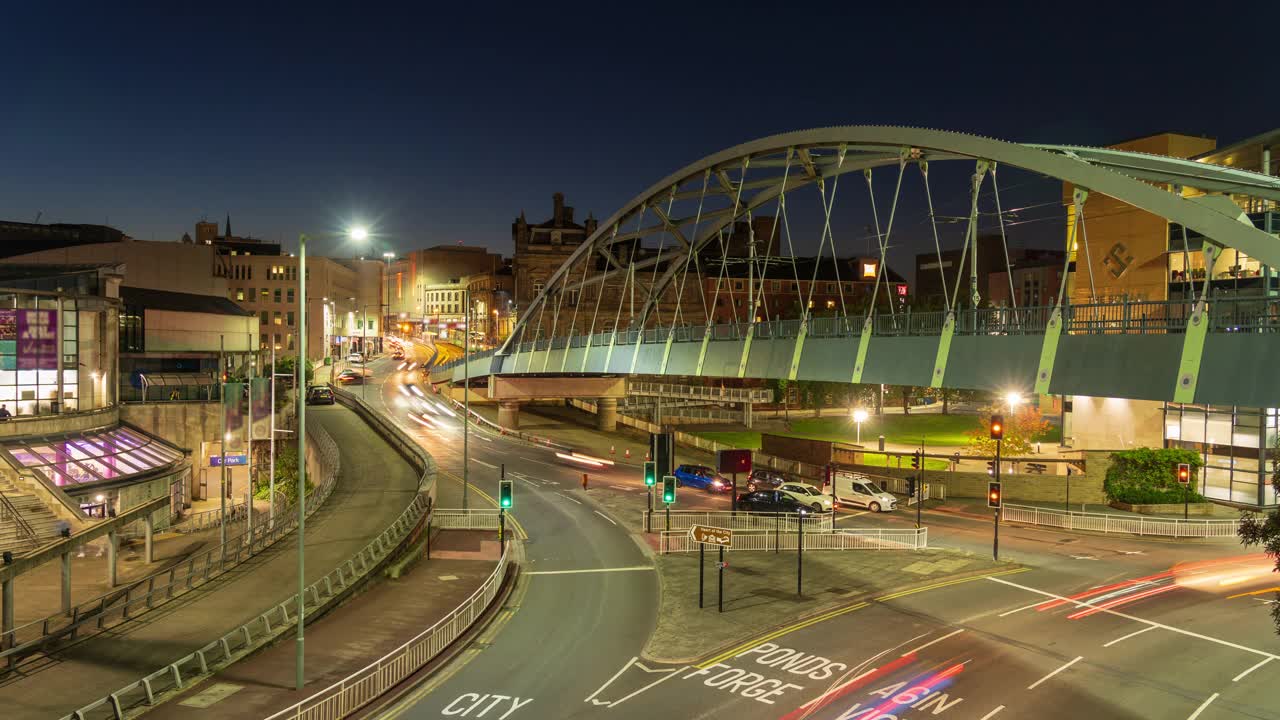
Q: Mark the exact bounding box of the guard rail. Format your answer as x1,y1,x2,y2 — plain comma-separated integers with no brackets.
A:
1001,503,1241,538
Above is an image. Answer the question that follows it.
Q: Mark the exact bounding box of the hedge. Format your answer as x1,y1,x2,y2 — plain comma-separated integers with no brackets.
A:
1105,447,1206,504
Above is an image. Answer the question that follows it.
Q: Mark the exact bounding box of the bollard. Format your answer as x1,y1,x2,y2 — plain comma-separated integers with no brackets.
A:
581,473,589,490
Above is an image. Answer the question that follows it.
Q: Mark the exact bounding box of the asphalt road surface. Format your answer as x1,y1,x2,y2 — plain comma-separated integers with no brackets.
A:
352,340,1280,720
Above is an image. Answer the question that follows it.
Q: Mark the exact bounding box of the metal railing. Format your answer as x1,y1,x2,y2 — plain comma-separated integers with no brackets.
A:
628,381,773,404
659,526,928,553
1001,503,1241,538
2,424,341,665
641,509,834,534
431,509,503,530
262,541,510,720
0,489,39,549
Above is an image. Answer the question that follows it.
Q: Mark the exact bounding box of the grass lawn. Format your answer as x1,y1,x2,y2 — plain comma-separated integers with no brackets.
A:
693,413,1060,451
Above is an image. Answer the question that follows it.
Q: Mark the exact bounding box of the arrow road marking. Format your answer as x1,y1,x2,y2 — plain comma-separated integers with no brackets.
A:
584,657,638,704
607,665,687,708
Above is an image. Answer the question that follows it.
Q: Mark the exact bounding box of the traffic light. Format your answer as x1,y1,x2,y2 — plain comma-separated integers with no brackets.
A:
986,460,996,476
987,481,1002,509
1176,463,1190,484
989,414,1004,440
662,475,676,504
905,477,917,497
499,478,513,509
911,451,921,470
643,461,657,487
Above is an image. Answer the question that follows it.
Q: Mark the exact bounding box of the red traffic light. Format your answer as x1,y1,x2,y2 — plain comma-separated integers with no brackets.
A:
1177,463,1190,484
989,414,1004,440
987,481,1002,508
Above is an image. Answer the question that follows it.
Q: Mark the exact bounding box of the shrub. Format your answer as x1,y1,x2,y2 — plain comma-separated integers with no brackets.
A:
1105,447,1205,504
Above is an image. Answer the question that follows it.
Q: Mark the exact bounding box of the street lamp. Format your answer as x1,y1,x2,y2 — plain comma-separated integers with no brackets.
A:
853,408,868,444
1006,391,1022,417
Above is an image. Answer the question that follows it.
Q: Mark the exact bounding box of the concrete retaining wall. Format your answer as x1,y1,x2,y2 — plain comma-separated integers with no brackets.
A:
120,401,218,454
840,451,1108,504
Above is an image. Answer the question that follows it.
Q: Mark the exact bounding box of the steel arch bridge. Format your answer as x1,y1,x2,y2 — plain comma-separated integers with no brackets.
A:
436,126,1280,407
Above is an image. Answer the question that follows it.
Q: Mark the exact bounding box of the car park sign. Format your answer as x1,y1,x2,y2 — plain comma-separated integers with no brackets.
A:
689,524,733,547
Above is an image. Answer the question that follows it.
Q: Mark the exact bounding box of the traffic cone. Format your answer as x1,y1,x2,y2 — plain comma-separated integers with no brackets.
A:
625,448,631,459
610,445,616,455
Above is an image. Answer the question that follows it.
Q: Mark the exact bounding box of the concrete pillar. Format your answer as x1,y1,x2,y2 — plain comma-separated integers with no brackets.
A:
498,400,521,430
1,577,12,650
597,398,618,432
106,530,118,588
144,514,154,565
61,552,71,614
743,401,753,429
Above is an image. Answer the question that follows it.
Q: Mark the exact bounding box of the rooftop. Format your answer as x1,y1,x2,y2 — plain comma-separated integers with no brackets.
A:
120,286,254,317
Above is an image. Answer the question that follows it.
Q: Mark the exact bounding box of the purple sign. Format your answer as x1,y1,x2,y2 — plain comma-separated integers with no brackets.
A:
17,309,57,370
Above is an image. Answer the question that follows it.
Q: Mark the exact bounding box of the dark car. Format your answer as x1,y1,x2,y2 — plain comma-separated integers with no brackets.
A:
335,368,367,385
736,490,813,515
747,468,789,492
305,386,335,405
673,464,732,493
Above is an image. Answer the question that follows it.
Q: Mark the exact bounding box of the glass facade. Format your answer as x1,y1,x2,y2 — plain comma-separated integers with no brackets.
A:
1164,403,1277,506
0,294,81,415
1,426,183,488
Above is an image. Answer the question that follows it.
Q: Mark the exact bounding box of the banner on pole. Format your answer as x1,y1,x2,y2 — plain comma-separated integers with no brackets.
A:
250,377,272,440
223,382,246,451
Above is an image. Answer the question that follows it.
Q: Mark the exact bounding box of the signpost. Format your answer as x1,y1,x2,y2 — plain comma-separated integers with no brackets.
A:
689,524,732,612
716,448,752,512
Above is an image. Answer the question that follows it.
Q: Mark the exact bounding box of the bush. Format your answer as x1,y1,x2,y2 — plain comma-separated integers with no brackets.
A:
1105,447,1205,504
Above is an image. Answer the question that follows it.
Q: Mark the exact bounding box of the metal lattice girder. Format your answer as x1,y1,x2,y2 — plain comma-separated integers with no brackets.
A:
501,126,1280,355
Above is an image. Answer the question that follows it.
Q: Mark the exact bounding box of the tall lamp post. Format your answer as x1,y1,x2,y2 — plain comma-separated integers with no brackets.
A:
294,233,308,691
853,408,868,444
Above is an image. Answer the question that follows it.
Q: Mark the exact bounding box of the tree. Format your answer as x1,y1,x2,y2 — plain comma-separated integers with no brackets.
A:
1238,436,1280,635
964,405,1053,457
771,378,790,421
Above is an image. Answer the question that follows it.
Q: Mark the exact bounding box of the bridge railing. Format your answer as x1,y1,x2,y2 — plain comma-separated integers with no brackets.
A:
1001,503,1240,538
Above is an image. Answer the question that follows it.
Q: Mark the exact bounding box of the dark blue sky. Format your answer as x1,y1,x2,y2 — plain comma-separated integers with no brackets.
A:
2,2,1275,263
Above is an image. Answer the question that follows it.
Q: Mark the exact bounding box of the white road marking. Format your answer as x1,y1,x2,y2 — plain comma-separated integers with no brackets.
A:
979,706,1006,720
472,459,498,469
1103,625,1156,648
1070,555,1098,561
1186,692,1219,720
1233,657,1272,682
559,493,582,505
901,628,964,657
519,456,559,467
607,664,688,708
528,566,653,576
998,601,1045,618
989,576,1280,660
584,657,636,703
1027,655,1082,690
594,510,618,525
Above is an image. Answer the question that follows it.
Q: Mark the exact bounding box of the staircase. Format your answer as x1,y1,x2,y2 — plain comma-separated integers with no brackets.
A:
0,474,63,555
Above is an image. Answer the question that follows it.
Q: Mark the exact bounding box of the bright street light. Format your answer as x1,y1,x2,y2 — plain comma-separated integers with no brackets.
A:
350,226,368,241
852,408,868,443
1006,391,1022,416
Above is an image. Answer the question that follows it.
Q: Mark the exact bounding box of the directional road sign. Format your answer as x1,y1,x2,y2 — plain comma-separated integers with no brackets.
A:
688,524,733,547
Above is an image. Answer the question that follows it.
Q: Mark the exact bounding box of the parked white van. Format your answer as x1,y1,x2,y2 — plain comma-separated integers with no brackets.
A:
830,471,897,512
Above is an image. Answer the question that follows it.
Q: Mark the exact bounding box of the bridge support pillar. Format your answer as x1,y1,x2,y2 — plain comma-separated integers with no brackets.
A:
742,402,753,429
106,530,118,588
498,400,521,430
596,398,618,432
1,576,13,649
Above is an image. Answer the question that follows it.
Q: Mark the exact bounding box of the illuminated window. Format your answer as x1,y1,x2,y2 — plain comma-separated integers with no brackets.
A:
274,312,282,326
235,289,244,301
826,300,836,309
862,262,877,278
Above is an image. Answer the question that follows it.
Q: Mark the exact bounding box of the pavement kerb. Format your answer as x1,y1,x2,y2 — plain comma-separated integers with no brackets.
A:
640,563,1027,667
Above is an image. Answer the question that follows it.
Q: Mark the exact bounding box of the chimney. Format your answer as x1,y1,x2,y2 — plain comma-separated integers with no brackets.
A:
553,192,565,226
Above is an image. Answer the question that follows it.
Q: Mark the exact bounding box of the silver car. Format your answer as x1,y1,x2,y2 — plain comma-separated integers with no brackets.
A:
776,482,835,513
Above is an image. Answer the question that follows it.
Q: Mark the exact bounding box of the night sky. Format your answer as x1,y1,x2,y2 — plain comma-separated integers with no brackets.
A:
2,3,1275,270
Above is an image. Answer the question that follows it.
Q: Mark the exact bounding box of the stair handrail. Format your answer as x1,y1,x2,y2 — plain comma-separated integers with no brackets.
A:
0,488,39,548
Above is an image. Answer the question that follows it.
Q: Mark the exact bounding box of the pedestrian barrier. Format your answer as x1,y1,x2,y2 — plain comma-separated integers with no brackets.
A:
55,390,439,720
658,526,928,553
261,541,511,720
641,509,834,533
1001,503,1241,538
1,423,341,666
432,509,503,530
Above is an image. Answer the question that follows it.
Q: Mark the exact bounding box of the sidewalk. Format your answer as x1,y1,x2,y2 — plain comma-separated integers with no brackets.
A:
145,530,499,719
0,405,422,720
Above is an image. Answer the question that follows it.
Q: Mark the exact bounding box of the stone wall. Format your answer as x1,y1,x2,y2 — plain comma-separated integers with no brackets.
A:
836,450,1109,504
120,401,219,454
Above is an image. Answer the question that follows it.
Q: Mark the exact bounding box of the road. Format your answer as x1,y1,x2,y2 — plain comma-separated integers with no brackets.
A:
356,339,1280,720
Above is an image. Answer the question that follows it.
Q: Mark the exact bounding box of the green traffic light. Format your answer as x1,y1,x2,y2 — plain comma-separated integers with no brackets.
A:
662,475,676,504
499,479,513,509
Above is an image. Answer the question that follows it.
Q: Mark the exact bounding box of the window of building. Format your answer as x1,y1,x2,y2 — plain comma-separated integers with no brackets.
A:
287,311,295,326
261,289,270,301
287,289,295,303
826,300,836,309
274,312,282,326
260,310,268,325
0,297,79,415
734,281,744,291
773,281,782,292
532,280,545,296
844,283,852,293
260,333,268,348
567,289,579,307
121,304,144,353
235,288,245,301
274,289,282,303
827,283,837,293
247,288,255,303
807,299,814,309
274,333,282,349
287,333,294,350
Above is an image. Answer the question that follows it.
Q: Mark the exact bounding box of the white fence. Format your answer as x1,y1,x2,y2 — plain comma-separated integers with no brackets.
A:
1001,503,1241,538
628,381,773,403
432,509,504,530
641,509,834,533
659,527,928,553
263,544,510,720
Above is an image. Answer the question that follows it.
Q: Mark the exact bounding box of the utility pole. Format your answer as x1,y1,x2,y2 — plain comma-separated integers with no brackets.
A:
463,286,470,509
269,342,276,527
219,335,226,561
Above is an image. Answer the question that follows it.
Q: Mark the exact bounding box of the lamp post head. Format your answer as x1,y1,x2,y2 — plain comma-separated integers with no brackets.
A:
382,252,394,259
853,409,868,424
350,227,369,242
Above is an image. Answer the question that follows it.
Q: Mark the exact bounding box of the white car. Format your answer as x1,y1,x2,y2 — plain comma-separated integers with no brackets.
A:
347,353,364,364
776,482,835,513
831,474,897,513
